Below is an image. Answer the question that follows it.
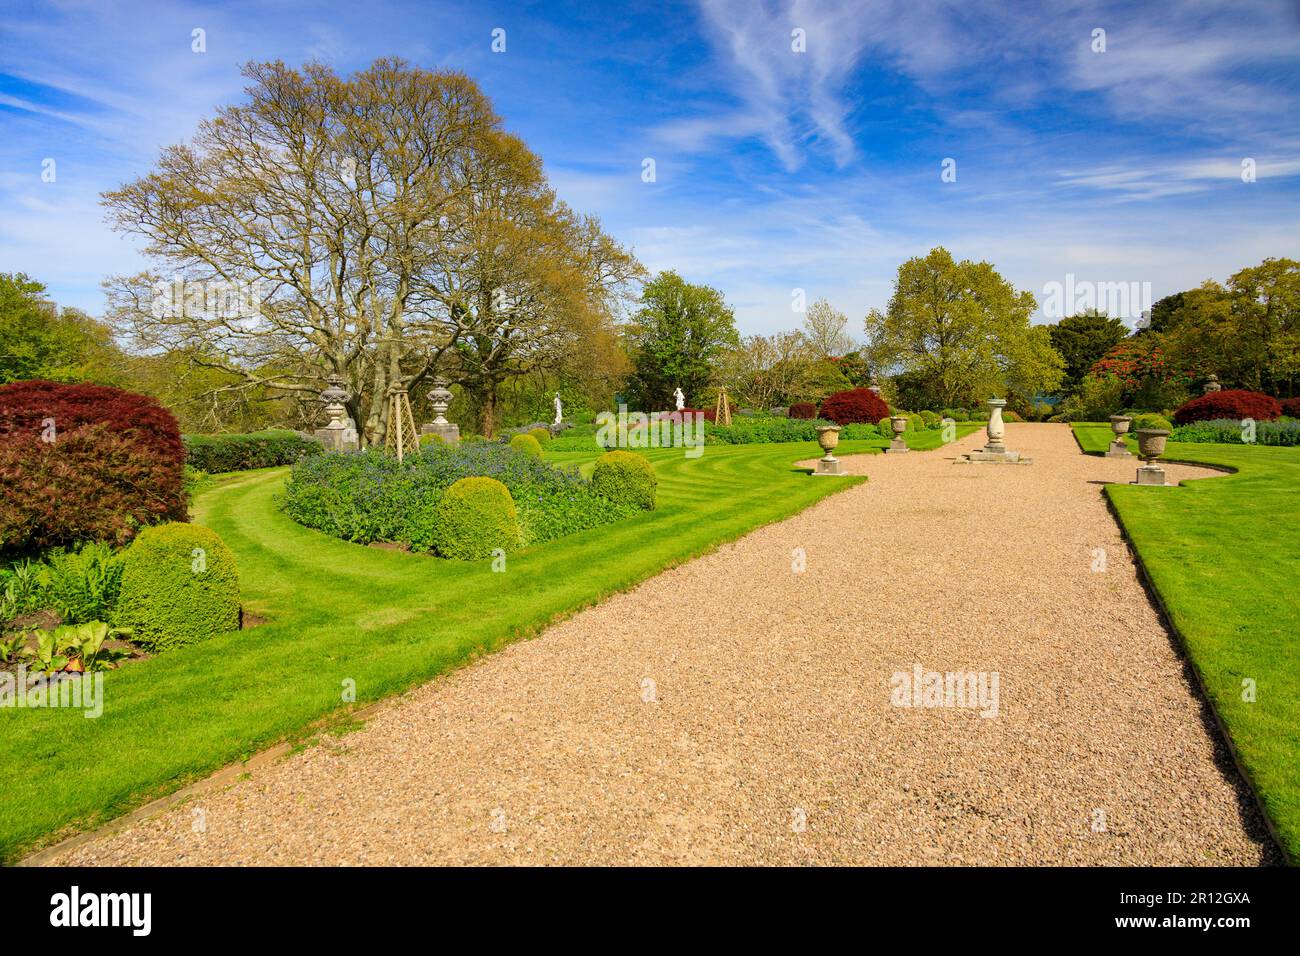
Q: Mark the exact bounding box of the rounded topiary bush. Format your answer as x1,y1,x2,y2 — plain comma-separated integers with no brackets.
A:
591,450,657,511
919,410,940,428
527,427,551,446
819,387,890,425
113,523,240,652
1132,412,1173,432
1173,389,1281,425
789,402,817,419
429,476,522,560
0,380,186,551
509,432,543,458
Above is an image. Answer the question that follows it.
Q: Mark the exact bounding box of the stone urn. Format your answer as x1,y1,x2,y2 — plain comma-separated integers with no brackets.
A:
421,377,460,445
886,415,910,454
814,425,842,476
1106,414,1133,458
1203,373,1222,394
314,375,359,452
1135,428,1169,461
1133,428,1171,486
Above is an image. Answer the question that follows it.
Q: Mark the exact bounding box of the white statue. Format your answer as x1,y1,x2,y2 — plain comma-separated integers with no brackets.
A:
553,392,563,425
673,386,685,411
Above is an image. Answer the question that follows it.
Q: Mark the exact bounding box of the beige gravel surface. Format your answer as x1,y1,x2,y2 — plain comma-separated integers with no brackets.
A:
48,423,1277,865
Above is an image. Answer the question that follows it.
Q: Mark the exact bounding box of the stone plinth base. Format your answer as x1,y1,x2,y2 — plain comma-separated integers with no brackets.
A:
314,427,359,452
420,422,461,445
957,445,1032,464
814,457,843,476
885,438,909,454
1132,465,1169,486
1106,439,1132,458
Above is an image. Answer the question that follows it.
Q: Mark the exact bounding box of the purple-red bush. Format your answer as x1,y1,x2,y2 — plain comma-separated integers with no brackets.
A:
0,381,186,552
789,402,817,419
818,388,890,426
1279,397,1300,418
1172,389,1282,425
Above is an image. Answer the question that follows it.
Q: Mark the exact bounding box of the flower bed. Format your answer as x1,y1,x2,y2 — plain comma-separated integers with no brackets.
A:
1171,417,1300,446
279,442,640,552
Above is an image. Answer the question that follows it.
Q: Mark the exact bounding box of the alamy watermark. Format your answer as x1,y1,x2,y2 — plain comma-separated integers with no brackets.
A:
151,277,265,321
1,668,103,718
595,406,705,458
1041,274,1152,322
890,664,999,718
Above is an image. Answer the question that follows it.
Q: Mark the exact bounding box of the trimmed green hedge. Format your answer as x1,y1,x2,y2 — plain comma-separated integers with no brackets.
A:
429,477,523,560
592,451,657,511
509,433,544,459
527,427,551,446
183,430,322,473
113,523,241,652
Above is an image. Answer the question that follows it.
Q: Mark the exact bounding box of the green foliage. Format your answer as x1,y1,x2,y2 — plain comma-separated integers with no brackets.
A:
182,430,323,473
428,477,522,560
509,433,544,458
1131,413,1173,432
1047,310,1129,394
527,427,551,446
865,247,1063,409
1057,372,1126,421
114,523,240,652
591,451,657,511
24,621,133,673
624,271,740,410
0,559,48,622
0,273,122,385
281,442,632,551
43,542,123,625
1172,418,1300,446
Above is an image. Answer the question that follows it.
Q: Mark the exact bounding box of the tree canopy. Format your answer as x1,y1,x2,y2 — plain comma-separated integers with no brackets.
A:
864,247,1063,409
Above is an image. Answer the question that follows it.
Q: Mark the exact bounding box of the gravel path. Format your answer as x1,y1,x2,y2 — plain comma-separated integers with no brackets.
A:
48,424,1277,865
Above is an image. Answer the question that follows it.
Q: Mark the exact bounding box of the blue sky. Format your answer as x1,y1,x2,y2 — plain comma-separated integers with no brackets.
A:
2,0,1298,336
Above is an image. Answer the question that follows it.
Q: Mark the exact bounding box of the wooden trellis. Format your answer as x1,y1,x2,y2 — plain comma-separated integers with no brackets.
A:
385,387,420,462
714,387,732,426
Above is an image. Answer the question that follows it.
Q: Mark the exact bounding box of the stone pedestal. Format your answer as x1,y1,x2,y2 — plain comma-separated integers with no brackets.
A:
1106,439,1132,458
956,398,1032,464
314,422,359,452
1133,464,1169,486
885,438,910,454
815,457,843,475
420,421,460,445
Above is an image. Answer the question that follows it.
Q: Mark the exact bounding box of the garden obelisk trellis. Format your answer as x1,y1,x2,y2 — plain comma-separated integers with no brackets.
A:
385,386,420,463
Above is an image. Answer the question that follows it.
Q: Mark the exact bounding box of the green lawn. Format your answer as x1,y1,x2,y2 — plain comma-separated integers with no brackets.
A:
1073,423,1300,862
0,427,973,861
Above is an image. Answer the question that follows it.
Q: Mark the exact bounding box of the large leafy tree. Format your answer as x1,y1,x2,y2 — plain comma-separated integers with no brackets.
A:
623,271,739,409
1047,310,1128,395
0,273,121,385
1154,259,1300,397
802,297,854,359
864,247,1062,409
102,58,635,444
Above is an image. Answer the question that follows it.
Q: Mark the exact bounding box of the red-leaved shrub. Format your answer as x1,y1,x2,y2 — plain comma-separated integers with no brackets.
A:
818,388,890,425
0,381,186,552
1280,397,1300,418
789,402,817,419
1172,389,1282,425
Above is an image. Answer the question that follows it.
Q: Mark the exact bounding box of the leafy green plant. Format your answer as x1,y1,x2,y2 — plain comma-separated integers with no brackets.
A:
43,541,123,625
56,621,133,672
0,559,48,621
26,626,69,676
0,632,27,665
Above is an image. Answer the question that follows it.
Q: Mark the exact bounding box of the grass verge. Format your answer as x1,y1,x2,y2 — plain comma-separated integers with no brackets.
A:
1071,423,1300,862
